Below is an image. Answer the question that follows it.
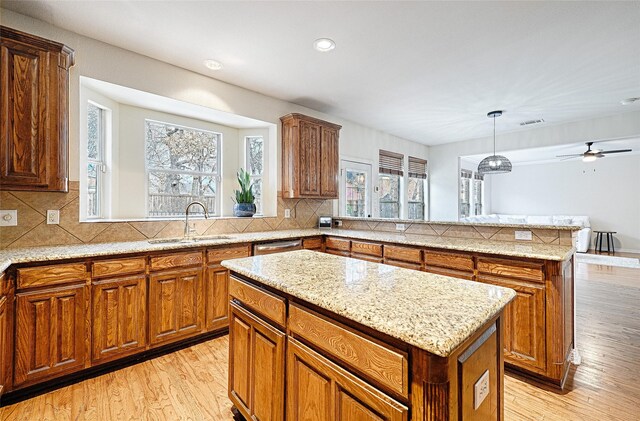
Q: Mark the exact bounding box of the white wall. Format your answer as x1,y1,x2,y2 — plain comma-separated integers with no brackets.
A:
2,8,428,220
429,110,640,221
490,155,640,252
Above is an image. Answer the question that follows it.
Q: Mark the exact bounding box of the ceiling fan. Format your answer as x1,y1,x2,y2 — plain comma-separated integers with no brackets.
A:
556,141,632,162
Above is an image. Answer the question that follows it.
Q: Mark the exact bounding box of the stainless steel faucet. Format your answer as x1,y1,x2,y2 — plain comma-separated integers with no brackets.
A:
184,201,210,239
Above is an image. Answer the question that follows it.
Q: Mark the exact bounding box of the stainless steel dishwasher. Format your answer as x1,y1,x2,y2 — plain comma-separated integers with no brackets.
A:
253,239,303,255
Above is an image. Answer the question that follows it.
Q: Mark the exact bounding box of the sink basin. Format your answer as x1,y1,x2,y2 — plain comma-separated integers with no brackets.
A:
148,235,231,244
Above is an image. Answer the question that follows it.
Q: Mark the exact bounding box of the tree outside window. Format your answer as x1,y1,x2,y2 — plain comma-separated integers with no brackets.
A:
145,120,220,216
246,136,264,214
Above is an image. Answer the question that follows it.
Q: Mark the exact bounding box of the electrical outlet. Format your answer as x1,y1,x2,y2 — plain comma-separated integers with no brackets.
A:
47,210,60,225
515,230,532,241
284,209,291,218
0,210,17,226
474,370,490,410
396,223,405,231
334,220,343,227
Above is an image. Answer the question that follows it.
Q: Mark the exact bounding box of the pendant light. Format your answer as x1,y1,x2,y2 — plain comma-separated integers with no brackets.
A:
478,110,512,175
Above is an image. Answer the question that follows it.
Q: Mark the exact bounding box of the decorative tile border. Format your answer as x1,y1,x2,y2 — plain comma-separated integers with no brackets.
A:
0,183,335,249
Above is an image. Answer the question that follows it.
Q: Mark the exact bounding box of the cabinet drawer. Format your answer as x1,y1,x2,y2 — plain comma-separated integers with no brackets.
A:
150,251,203,271
229,276,286,326
92,257,146,278
17,263,88,289
477,258,544,283
425,266,474,281
288,304,409,397
302,237,323,250
325,237,350,251
351,241,382,257
384,259,422,271
326,249,350,257
424,250,474,271
352,254,383,263
384,245,422,264
207,245,250,264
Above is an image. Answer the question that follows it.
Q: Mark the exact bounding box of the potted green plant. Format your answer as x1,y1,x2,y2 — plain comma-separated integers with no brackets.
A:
232,168,257,217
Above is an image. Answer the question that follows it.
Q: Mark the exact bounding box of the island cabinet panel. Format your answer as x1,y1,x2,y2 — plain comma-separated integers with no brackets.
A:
205,245,250,332
14,283,88,387
91,275,146,364
229,302,285,421
325,237,351,256
281,113,341,199
477,275,546,372
477,258,544,283
383,245,423,271
351,241,383,263
287,338,408,421
148,268,204,346
0,26,74,192
289,304,409,398
229,276,286,327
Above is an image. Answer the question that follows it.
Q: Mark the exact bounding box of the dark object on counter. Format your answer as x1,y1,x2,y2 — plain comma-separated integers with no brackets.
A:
594,231,616,254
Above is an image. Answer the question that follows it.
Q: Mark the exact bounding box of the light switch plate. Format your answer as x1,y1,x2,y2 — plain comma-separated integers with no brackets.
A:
396,223,406,231
0,210,17,226
515,230,533,241
284,209,291,218
474,370,490,410
47,210,60,225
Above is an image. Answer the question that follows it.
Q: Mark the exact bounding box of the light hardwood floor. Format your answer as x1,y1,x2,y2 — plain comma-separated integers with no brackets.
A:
2,261,638,421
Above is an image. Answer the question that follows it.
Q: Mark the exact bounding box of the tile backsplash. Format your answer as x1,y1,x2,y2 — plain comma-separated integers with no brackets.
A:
0,182,334,249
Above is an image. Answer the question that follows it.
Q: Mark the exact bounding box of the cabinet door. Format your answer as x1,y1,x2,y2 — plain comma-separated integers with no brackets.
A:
0,43,49,188
92,275,146,364
14,284,88,387
299,119,322,196
205,265,229,331
287,338,408,421
478,276,546,372
320,126,339,198
0,296,8,396
149,268,203,346
229,302,285,421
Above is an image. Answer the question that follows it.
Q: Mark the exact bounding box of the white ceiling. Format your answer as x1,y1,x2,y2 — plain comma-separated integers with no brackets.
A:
461,137,640,166
4,1,640,145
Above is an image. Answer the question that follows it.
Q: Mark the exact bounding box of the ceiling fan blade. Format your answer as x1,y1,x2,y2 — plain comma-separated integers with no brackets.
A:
559,156,579,161
600,149,633,154
556,154,583,158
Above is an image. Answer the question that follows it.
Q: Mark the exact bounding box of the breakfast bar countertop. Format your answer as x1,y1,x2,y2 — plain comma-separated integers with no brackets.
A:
222,250,516,357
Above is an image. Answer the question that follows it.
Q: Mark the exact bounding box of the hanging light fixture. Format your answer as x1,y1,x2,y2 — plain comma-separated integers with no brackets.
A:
478,110,512,175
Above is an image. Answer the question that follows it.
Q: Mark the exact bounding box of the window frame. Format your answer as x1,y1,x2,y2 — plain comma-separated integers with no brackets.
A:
472,173,484,216
245,135,264,215
459,169,472,219
407,177,425,220
407,156,427,221
86,101,107,220
144,119,222,218
378,150,404,219
378,173,402,219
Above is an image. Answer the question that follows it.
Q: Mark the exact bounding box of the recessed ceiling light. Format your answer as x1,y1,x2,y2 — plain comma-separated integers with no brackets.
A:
620,97,640,105
204,59,223,70
313,38,336,52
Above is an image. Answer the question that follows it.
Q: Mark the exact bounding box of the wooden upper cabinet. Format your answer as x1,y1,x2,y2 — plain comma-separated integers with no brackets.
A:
281,113,341,199
0,26,74,192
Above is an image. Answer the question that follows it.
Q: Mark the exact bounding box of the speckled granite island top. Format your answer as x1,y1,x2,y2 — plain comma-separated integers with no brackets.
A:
222,250,516,357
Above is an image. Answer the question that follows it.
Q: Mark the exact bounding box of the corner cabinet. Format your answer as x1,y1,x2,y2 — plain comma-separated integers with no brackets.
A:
281,113,341,199
0,26,74,192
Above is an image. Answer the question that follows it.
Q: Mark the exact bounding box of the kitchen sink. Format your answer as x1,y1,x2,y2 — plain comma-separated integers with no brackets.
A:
148,235,231,244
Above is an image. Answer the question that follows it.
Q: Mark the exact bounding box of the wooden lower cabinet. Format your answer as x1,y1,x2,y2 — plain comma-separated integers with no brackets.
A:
229,302,285,421
148,268,204,346
14,283,88,387
91,275,146,364
477,275,546,373
205,265,230,331
0,294,8,398
287,338,408,421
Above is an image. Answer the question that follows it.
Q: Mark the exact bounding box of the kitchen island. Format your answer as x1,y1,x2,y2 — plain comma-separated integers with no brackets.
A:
222,250,516,421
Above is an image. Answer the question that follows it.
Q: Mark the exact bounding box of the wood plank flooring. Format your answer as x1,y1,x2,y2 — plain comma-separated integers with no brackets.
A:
1,261,638,421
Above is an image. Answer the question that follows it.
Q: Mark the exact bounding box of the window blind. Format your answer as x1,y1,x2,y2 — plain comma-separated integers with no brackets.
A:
379,150,404,175
408,156,427,179
461,169,473,179
473,172,484,181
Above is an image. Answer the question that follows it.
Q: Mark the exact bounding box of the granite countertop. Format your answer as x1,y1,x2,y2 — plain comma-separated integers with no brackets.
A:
0,227,575,274
222,250,516,357
335,216,583,231
330,229,576,261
